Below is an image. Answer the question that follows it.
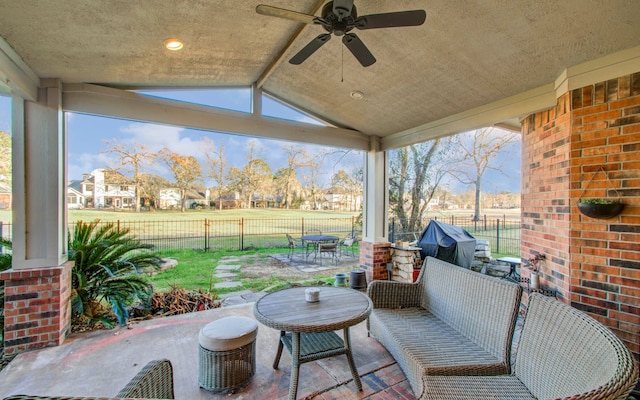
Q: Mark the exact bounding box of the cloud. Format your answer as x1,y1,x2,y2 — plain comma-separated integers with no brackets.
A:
120,123,197,153
68,151,115,180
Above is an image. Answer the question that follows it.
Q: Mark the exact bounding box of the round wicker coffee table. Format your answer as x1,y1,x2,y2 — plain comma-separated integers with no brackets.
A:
253,286,372,400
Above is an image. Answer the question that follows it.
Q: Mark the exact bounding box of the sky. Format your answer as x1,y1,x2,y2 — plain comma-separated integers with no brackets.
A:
65,89,366,188
0,90,520,193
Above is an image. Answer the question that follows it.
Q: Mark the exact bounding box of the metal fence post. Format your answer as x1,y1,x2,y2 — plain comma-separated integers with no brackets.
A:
496,219,500,254
204,219,209,252
240,218,244,251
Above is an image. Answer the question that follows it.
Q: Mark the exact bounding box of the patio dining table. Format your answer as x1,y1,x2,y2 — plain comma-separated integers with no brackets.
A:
300,234,339,259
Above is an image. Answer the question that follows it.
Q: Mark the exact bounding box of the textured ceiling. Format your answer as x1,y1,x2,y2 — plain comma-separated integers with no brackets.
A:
1,0,640,140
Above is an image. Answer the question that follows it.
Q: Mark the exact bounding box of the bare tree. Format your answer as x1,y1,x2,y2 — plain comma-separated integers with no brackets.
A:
103,139,156,212
451,127,520,221
300,152,328,210
280,144,310,209
158,148,203,212
330,167,362,211
389,138,454,234
137,173,171,210
226,140,272,209
202,137,227,210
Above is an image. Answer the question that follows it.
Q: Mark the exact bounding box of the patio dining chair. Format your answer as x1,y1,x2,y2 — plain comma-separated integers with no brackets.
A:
315,241,338,266
339,235,357,258
286,233,305,259
304,229,322,257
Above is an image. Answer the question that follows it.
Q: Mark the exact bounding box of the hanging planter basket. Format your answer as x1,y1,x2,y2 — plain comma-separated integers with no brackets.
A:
577,201,625,219
577,167,625,219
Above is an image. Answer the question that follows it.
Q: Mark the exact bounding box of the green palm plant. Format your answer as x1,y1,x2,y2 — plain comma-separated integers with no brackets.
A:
69,219,161,328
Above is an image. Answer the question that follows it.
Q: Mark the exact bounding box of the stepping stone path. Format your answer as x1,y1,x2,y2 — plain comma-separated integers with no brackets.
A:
213,255,254,290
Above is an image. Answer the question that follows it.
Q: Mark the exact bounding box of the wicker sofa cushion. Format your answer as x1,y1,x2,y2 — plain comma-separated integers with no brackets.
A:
370,308,508,375
199,316,258,351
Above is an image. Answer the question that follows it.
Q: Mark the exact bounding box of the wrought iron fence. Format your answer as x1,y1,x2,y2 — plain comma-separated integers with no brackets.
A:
389,215,521,256
0,214,520,255
65,217,360,252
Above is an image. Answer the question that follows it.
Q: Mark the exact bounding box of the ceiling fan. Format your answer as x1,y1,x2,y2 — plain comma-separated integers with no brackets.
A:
256,0,426,67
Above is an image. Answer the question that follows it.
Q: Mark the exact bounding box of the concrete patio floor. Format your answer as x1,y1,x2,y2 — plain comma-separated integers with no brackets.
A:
0,299,415,400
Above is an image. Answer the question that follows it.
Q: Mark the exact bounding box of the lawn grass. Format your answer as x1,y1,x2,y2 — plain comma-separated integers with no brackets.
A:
149,248,339,296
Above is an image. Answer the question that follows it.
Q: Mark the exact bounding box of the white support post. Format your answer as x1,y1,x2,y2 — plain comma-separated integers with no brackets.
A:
362,138,388,243
12,79,67,269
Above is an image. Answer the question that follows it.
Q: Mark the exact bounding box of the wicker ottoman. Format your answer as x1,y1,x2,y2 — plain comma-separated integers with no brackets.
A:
198,316,258,392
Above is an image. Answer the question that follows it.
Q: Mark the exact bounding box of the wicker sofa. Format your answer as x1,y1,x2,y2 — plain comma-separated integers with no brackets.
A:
3,359,175,400
421,293,639,400
367,256,523,398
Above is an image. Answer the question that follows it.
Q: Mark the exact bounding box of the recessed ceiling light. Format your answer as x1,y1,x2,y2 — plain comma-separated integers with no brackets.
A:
164,38,184,51
350,90,364,100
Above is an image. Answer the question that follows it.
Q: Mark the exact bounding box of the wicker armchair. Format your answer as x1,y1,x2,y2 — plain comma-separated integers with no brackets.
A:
421,294,639,399
3,359,175,400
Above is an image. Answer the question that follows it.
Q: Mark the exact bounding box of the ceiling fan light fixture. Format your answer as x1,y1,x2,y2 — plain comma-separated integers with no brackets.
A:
350,90,364,99
164,38,184,51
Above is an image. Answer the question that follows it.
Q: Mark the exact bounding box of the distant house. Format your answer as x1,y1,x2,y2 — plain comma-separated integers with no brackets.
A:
159,187,207,209
67,180,85,209
324,192,362,211
80,169,136,209
211,192,241,209
0,181,11,210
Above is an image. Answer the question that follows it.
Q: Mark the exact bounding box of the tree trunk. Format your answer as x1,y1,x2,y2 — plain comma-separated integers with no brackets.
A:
474,176,481,221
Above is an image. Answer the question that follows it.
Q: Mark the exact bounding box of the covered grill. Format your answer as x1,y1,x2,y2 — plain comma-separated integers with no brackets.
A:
416,220,476,268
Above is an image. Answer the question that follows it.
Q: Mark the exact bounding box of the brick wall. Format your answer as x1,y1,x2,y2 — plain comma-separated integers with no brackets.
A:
522,72,640,364
0,262,72,355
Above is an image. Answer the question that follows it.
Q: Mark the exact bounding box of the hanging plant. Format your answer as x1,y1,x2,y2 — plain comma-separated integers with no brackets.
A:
577,167,625,219
577,198,625,219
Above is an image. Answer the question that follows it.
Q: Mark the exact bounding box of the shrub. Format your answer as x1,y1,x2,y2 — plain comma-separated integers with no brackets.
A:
69,220,161,328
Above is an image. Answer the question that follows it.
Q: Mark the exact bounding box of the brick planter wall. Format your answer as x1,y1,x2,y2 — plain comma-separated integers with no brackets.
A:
1,262,73,355
522,72,640,364
359,241,391,284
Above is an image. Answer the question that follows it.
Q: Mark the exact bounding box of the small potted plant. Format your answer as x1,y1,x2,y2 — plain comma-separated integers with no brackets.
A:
577,198,625,219
525,254,545,290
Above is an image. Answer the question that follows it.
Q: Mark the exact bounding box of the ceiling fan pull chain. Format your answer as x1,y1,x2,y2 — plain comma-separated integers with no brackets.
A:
341,44,344,82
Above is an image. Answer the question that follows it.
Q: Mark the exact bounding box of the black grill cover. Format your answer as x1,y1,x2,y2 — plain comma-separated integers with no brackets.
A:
417,220,476,268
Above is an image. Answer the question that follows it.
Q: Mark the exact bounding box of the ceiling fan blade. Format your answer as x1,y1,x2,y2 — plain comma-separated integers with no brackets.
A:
290,34,332,65
256,4,317,25
342,33,376,67
356,10,426,29
332,0,355,21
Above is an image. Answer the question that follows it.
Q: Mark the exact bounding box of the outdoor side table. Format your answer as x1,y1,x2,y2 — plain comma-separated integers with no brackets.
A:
496,256,522,281
253,286,372,400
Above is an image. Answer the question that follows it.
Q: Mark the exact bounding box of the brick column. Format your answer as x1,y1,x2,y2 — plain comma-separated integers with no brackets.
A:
522,71,640,367
1,261,73,355
359,241,391,283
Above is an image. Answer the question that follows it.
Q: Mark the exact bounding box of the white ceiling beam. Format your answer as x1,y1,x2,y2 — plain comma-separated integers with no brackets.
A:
0,36,40,100
382,84,557,150
555,45,640,96
255,0,327,89
62,83,370,150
